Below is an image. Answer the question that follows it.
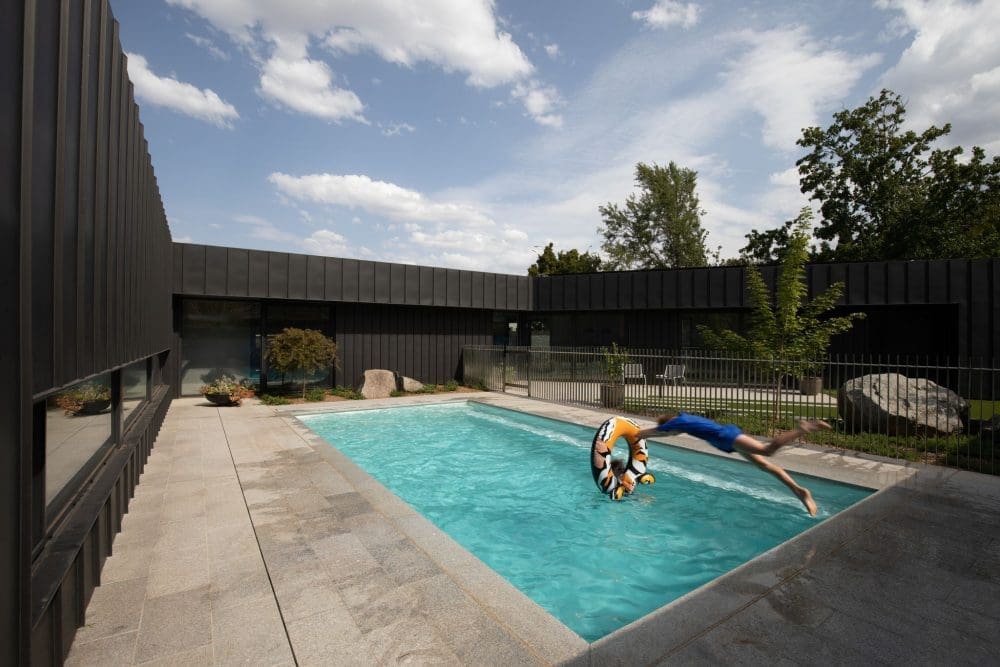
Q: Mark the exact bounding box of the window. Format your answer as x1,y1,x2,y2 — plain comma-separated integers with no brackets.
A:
43,373,114,526
180,299,261,395
122,358,149,427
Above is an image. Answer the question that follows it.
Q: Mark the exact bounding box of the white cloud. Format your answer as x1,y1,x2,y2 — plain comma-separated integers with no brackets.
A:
301,229,351,256
380,121,416,137
125,52,239,128
184,32,229,60
233,213,299,242
632,1,701,30
511,80,564,128
721,27,881,151
259,55,366,122
545,43,560,59
268,172,496,227
877,0,1000,153
166,0,556,125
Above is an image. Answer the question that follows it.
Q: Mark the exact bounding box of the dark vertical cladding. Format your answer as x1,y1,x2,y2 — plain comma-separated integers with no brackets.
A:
1,0,27,662
6,0,174,661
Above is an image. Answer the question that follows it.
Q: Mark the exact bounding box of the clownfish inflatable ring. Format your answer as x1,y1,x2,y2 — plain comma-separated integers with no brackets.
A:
590,416,656,500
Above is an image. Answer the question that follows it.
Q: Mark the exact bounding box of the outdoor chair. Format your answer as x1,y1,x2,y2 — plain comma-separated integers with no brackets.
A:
622,363,646,384
655,364,686,395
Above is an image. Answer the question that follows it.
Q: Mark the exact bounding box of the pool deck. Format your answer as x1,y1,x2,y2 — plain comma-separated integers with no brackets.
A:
66,393,1000,665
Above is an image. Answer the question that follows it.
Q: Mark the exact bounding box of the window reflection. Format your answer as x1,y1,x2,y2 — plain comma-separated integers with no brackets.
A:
46,373,114,510
180,299,261,395
122,359,148,426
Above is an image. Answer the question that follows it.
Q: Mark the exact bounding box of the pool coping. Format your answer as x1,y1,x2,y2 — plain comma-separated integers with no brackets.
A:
281,393,930,665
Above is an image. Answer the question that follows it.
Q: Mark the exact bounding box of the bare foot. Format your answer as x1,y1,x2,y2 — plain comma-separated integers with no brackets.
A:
799,419,832,434
795,487,818,516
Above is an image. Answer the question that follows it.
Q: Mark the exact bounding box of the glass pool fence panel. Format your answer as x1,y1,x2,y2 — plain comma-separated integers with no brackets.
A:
461,345,997,475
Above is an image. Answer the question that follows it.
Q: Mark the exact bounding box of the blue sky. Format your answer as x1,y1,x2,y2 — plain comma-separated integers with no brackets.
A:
112,0,1000,274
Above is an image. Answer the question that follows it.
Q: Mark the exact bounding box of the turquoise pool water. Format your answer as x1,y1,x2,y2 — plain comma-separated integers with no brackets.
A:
299,402,872,641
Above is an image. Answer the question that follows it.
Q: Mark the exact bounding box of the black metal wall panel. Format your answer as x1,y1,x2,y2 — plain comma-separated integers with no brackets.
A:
324,257,342,301
459,271,471,308
358,261,374,302
204,245,227,295
226,248,248,296
969,260,990,358
247,250,268,296
342,259,359,302
434,268,447,307
446,269,459,307
535,276,551,311
928,260,949,302
886,262,906,304
868,262,887,305
847,263,866,303
471,272,484,308
419,266,433,305
287,253,307,300
373,263,390,304
677,270,693,308
827,264,848,306
1,0,26,659
267,253,288,299
181,244,205,295
405,264,419,303
305,255,324,301
907,261,927,304
390,263,406,304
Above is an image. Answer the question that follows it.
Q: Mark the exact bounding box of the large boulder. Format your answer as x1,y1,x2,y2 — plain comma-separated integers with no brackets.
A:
399,376,425,392
838,373,967,436
359,369,398,399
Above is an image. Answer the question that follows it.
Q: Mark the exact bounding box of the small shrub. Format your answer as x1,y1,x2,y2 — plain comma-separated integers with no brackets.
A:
390,390,405,397
331,386,364,400
304,387,327,402
444,380,458,391
259,394,291,406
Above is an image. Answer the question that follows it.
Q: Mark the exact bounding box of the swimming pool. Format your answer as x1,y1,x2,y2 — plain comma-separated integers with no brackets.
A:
299,401,872,641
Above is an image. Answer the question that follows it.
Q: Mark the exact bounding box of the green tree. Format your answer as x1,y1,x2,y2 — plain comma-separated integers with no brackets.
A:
698,208,865,422
265,327,338,398
527,242,603,276
794,88,1000,261
598,161,709,269
740,218,800,265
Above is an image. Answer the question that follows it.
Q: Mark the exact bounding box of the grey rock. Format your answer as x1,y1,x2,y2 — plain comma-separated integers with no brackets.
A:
359,369,398,399
838,373,967,436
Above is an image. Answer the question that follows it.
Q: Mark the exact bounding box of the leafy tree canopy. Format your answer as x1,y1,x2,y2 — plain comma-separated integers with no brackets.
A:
266,327,338,397
527,242,603,276
790,88,1000,262
599,161,710,270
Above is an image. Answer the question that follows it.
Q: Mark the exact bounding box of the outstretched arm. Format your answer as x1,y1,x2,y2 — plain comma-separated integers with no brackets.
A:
634,426,673,440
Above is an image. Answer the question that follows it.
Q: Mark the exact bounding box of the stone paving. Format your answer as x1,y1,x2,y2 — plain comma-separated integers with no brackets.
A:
66,394,1000,665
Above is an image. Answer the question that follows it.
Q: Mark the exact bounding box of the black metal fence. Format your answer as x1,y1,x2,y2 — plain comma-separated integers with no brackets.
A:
463,346,998,475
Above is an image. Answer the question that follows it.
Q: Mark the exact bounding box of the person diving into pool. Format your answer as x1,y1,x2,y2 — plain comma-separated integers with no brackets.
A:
632,413,831,516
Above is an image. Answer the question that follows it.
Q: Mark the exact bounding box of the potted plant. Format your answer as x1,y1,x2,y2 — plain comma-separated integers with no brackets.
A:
55,382,111,415
200,375,255,406
798,356,825,396
599,342,630,409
